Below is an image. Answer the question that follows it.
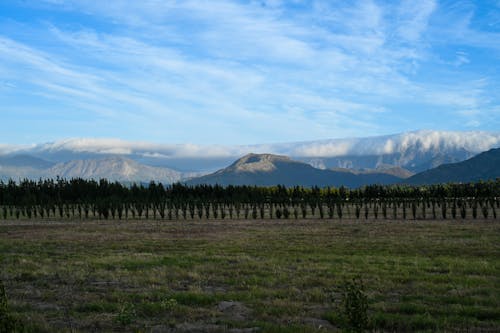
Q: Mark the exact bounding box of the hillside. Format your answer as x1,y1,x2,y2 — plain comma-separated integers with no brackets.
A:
330,166,414,179
187,153,402,187
406,148,500,185
0,154,55,169
45,156,183,183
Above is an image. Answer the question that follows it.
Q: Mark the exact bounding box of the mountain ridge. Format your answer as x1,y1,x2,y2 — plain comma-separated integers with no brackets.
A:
405,148,500,185
0,156,185,183
186,153,403,188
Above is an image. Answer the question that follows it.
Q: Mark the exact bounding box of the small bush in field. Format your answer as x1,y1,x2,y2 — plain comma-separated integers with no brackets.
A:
161,298,178,311
330,277,370,332
115,303,136,325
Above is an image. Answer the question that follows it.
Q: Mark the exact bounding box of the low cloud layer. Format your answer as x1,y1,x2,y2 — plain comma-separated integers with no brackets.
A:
2,130,499,159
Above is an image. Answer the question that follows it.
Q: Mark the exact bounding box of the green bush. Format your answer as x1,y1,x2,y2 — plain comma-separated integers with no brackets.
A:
115,302,136,326
330,277,370,332
161,298,178,311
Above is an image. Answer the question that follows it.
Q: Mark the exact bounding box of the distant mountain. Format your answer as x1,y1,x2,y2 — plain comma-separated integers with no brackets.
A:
0,155,54,181
0,156,185,183
297,148,472,173
294,135,479,172
1,131,499,173
0,166,41,182
406,148,500,185
186,153,402,187
331,166,414,179
45,156,183,183
0,154,55,169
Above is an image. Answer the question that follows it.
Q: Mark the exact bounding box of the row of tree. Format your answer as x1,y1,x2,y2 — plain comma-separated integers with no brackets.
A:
0,178,498,220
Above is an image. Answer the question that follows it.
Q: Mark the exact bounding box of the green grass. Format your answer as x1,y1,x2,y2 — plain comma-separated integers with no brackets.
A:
0,219,499,332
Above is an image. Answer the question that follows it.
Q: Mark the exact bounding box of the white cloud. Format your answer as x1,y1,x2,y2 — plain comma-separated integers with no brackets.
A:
454,51,470,66
1,0,498,144
0,144,33,156
396,0,437,42
13,131,498,160
465,120,481,127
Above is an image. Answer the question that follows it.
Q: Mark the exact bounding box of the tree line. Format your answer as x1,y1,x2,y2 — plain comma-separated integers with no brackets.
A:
0,178,498,221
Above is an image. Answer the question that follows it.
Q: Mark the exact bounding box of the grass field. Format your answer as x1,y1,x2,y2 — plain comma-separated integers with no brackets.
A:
0,218,499,332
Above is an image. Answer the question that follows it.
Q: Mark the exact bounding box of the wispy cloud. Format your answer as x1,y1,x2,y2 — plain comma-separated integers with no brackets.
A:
396,0,437,42
0,0,499,144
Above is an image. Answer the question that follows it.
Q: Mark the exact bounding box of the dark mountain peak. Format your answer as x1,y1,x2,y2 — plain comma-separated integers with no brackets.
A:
406,147,500,185
188,153,402,187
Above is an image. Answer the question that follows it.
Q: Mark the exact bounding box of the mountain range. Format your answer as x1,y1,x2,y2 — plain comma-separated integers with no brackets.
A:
0,156,186,184
187,149,500,187
186,154,403,187
2,130,500,172
405,148,500,185
0,130,499,186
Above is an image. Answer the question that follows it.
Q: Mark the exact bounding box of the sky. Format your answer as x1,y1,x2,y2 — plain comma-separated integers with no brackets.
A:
0,0,499,146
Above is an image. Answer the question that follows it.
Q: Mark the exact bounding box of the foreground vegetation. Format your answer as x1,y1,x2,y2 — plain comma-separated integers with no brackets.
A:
0,219,499,332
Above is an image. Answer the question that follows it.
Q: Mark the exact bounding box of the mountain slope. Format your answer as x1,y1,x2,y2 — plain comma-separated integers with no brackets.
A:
405,148,500,185
0,154,55,169
298,148,472,173
187,153,402,187
45,156,183,183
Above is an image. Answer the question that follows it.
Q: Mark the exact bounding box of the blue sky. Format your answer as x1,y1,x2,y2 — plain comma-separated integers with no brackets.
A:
0,0,499,145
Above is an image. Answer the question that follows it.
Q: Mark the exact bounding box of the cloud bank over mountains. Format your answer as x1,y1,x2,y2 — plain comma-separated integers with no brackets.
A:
1,130,499,160
1,131,499,183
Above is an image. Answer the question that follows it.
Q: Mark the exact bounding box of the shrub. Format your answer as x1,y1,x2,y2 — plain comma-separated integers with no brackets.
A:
252,206,258,219
301,204,307,218
330,277,370,332
481,204,489,219
328,204,335,219
472,201,478,219
460,200,466,219
283,207,290,219
161,298,178,311
115,302,136,325
220,205,226,219
336,203,343,219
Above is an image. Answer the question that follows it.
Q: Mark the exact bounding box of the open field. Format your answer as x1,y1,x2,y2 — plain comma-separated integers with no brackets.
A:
0,219,499,332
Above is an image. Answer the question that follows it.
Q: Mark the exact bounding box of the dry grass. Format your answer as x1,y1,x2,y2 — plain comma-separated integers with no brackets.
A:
0,218,499,332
